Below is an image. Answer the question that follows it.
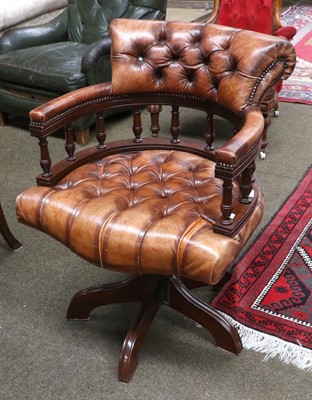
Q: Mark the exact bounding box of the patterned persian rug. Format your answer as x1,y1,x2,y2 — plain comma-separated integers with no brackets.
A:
278,3,312,105
211,167,312,371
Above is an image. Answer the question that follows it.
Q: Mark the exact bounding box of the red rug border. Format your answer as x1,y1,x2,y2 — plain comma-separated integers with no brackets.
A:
211,166,312,370
240,165,312,262
225,164,312,271
211,165,312,341
295,30,312,62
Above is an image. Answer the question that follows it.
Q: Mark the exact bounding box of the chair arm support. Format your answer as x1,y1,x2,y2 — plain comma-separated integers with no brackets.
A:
0,11,68,54
215,109,264,166
81,38,112,85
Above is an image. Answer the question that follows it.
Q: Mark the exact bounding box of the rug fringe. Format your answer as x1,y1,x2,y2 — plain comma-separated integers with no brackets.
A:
223,314,312,372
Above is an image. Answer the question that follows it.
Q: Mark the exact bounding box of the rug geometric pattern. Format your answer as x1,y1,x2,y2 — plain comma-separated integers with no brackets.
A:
212,167,312,371
278,3,312,105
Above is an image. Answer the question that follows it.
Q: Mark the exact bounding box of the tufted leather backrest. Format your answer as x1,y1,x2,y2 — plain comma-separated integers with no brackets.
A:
67,0,167,44
110,19,296,115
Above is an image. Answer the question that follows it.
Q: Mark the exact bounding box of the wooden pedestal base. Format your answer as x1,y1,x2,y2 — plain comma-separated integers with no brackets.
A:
67,274,242,382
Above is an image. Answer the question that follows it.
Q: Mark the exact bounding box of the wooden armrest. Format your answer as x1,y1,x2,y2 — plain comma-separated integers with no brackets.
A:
215,109,264,167
30,82,113,130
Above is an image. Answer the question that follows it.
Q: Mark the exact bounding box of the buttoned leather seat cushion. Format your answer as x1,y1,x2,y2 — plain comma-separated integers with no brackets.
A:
0,42,87,93
16,149,264,285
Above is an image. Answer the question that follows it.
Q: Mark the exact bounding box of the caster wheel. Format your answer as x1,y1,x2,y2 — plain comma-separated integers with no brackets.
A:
273,110,279,117
259,151,266,160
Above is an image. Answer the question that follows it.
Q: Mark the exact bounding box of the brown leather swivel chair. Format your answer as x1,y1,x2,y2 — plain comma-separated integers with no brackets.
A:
16,19,295,382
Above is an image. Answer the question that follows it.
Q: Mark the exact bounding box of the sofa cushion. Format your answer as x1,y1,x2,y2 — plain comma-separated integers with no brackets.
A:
0,42,87,93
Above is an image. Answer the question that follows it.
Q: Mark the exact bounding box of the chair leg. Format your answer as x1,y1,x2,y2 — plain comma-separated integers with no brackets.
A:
0,112,9,126
66,275,153,320
273,101,279,117
67,275,161,382
259,112,271,160
168,276,242,355
118,287,160,382
0,202,22,250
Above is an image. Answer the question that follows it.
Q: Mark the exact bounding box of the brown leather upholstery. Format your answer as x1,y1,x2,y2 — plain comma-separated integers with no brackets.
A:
17,149,264,285
111,20,295,114
15,20,296,382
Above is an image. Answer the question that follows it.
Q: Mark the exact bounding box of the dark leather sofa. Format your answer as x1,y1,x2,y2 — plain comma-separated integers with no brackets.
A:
0,0,167,144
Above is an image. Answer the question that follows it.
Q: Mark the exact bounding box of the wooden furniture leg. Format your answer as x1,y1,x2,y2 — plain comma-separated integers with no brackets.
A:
74,128,90,146
0,112,9,126
67,274,241,382
0,202,22,250
118,288,160,382
168,276,241,354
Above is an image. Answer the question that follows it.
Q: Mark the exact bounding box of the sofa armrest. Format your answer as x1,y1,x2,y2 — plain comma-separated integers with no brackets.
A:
81,38,112,85
274,26,297,40
0,10,68,54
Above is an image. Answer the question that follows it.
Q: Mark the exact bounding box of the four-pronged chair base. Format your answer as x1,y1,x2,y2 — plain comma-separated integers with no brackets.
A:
66,274,242,382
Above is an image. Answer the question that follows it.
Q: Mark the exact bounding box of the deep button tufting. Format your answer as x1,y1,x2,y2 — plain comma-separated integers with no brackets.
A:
16,148,265,284
138,56,144,62
203,58,209,66
155,69,163,79
191,33,202,46
109,17,296,116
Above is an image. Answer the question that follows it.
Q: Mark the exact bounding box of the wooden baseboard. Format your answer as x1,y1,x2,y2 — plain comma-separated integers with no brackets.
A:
168,1,212,10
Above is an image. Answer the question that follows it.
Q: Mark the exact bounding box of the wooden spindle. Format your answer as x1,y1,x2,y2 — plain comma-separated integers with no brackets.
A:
133,107,143,143
147,104,162,137
39,137,52,177
220,177,234,225
204,112,215,150
65,125,76,161
170,106,180,144
96,112,107,149
239,162,256,204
